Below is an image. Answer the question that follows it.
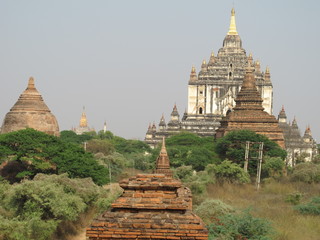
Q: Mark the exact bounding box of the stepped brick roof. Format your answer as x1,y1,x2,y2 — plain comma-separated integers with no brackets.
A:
1,77,60,136
86,139,208,240
215,64,285,148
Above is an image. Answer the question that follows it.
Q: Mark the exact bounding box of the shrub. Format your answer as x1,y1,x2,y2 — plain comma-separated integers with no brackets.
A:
295,197,320,215
208,210,274,240
0,174,114,240
195,199,234,225
291,162,320,183
214,160,250,184
174,165,194,181
262,156,285,178
285,192,303,205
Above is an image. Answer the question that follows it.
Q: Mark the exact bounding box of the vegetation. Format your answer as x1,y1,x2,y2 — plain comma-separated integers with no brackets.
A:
295,197,320,215
203,182,320,240
1,128,320,239
0,174,120,240
215,130,287,175
208,210,274,240
0,129,108,185
290,162,320,183
210,160,250,184
152,132,219,171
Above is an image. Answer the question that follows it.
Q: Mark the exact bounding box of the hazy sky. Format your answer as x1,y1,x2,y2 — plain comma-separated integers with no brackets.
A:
0,0,319,141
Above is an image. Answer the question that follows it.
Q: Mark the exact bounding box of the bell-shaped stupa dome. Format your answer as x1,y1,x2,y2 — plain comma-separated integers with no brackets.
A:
1,77,60,136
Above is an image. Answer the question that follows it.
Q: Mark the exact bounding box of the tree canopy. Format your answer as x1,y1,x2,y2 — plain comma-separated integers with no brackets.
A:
215,130,287,174
152,132,219,171
0,129,108,185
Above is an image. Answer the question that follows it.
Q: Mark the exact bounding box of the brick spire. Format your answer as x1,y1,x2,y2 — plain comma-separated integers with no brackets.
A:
215,63,285,148
155,137,173,177
233,63,264,111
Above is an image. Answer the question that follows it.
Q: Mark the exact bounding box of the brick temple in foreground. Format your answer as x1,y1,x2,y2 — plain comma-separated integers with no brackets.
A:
86,138,208,240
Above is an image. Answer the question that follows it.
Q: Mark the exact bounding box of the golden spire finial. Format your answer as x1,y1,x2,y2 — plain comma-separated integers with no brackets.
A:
79,107,88,127
191,65,196,73
211,51,215,57
266,66,270,73
228,8,238,35
202,59,207,65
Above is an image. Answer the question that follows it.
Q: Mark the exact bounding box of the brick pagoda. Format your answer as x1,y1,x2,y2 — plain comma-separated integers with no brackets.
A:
86,138,208,240
1,77,60,136
215,64,285,148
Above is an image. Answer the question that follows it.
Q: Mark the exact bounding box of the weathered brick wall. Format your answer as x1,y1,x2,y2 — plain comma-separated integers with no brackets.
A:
86,174,208,240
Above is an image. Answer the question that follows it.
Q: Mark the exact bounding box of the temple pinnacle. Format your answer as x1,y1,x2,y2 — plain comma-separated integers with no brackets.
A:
27,77,35,89
228,7,238,35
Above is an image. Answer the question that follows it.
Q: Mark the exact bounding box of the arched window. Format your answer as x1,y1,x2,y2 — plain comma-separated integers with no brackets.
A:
229,72,232,77
199,107,203,114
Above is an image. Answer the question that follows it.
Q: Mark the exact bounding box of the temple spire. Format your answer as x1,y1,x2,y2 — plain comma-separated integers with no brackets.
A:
155,137,173,178
227,8,238,35
27,77,35,89
79,106,88,127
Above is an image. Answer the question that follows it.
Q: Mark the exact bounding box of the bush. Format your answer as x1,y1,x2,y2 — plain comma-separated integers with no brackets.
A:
0,174,114,240
213,160,250,184
174,165,194,181
285,192,303,205
262,157,285,179
195,199,234,225
295,197,320,215
291,162,320,183
208,210,274,240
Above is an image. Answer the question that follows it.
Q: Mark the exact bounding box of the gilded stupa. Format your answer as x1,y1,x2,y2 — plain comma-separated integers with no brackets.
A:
1,77,60,136
72,107,95,135
215,64,285,148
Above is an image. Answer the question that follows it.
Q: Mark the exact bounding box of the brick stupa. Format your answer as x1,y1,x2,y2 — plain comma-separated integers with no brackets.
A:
86,137,208,240
1,77,60,136
215,64,285,148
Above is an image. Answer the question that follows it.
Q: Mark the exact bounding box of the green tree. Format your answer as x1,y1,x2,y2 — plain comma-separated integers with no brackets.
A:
215,130,287,175
111,136,151,155
86,139,115,156
0,129,108,185
152,132,219,171
60,130,93,145
96,130,114,140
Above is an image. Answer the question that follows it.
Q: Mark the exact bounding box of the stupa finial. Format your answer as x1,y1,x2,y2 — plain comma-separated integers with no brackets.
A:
27,77,35,89
228,8,238,35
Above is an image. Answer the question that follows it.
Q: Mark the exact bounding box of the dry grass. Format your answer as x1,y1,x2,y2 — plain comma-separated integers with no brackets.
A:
205,181,320,240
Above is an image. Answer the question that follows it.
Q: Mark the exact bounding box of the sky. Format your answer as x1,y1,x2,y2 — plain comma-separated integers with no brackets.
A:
0,0,320,141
